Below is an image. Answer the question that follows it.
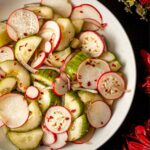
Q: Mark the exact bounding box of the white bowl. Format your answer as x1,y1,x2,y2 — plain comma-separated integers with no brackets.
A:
0,0,136,150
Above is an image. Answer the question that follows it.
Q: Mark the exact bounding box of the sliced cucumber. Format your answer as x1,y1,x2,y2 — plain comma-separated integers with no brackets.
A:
7,128,43,150
64,91,84,120
72,19,84,34
25,6,53,19
65,51,89,79
0,60,30,93
31,69,59,86
33,81,61,113
0,77,17,96
15,36,42,63
109,60,122,71
0,22,12,47
100,51,116,62
68,114,89,141
78,91,103,104
56,18,75,51
11,101,42,132
48,47,71,67
70,38,80,49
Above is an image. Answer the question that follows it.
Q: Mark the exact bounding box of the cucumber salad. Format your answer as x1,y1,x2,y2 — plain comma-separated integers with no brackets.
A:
0,0,126,149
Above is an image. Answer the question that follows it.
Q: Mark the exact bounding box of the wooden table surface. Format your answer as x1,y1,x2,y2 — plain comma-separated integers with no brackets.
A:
98,0,149,149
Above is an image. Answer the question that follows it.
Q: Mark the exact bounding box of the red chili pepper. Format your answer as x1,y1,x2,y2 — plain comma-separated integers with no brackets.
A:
145,119,150,137
142,76,150,93
127,141,150,150
135,126,147,136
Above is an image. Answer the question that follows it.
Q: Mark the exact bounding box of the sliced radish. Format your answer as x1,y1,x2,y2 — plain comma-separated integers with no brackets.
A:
52,77,69,96
71,4,103,24
87,101,111,128
0,119,4,127
83,22,100,31
74,127,95,144
72,87,98,94
50,132,68,149
25,86,40,100
39,66,60,73
60,72,71,90
41,0,72,17
7,8,39,39
0,94,29,128
40,21,61,51
42,126,57,146
0,46,14,62
84,18,101,27
77,59,110,89
31,52,46,69
40,40,52,54
45,106,72,134
97,72,126,100
6,24,18,41
79,31,105,57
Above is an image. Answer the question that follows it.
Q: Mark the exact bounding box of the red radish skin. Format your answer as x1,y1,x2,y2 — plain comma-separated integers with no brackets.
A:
0,46,14,62
87,101,112,128
79,31,106,58
40,21,61,51
71,4,103,24
7,8,39,39
97,72,126,100
25,86,40,100
52,77,69,96
45,106,72,134
31,52,46,69
74,127,95,144
0,94,29,129
6,24,18,41
50,132,68,149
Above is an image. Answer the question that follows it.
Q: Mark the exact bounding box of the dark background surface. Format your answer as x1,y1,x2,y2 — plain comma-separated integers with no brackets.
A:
97,0,150,150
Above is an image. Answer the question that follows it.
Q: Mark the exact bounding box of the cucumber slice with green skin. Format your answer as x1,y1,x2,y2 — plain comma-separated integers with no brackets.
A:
78,91,103,104
65,51,90,80
11,101,42,132
31,69,59,86
0,77,17,96
0,22,12,47
100,51,116,62
33,81,61,113
48,47,71,68
25,6,53,19
68,114,89,141
7,128,43,150
70,38,80,49
109,60,122,72
15,36,42,63
72,19,84,34
56,18,75,51
64,91,84,120
0,60,30,93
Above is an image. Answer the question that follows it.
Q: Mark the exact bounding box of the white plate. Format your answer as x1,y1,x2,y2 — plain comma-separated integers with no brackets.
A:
0,0,136,150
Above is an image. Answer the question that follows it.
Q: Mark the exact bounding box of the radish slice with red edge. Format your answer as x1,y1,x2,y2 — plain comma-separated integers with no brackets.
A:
31,52,46,69
97,72,126,100
87,101,111,128
6,24,18,41
0,94,29,129
40,41,52,54
7,8,39,39
77,59,110,89
71,4,103,24
42,126,57,146
79,31,105,57
0,46,14,62
41,0,72,17
0,119,4,127
74,127,95,144
60,72,71,90
50,132,68,149
52,76,69,96
25,86,40,100
40,21,61,51
45,106,72,134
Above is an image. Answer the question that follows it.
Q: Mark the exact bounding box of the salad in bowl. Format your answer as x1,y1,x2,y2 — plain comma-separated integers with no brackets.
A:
0,0,135,150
